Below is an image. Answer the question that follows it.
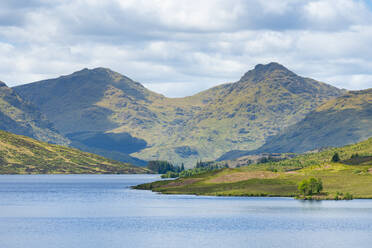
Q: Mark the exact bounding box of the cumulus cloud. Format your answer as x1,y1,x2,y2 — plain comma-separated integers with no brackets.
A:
0,0,371,96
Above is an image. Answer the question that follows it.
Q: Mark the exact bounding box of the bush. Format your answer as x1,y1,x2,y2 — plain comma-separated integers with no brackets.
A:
334,192,353,200
331,152,340,162
351,153,359,159
0,155,6,165
334,192,342,200
344,192,353,200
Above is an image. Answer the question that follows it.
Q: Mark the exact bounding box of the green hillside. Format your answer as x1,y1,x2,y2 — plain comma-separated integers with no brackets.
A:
14,63,344,166
13,69,157,165
0,130,149,174
219,88,372,161
135,137,372,199
0,81,68,145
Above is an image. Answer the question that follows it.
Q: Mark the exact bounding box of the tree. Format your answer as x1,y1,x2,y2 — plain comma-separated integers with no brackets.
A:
298,180,309,195
147,160,175,174
298,178,323,196
315,178,323,193
180,163,185,171
331,152,340,162
309,178,318,195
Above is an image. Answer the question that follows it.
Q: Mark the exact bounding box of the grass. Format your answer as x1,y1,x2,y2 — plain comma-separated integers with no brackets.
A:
0,130,150,174
134,137,372,199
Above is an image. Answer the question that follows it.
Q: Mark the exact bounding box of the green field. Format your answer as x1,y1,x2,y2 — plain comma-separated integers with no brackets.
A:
135,137,372,199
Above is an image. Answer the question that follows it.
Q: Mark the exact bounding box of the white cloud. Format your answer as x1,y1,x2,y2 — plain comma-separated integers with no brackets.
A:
303,0,372,29
115,0,246,31
0,0,371,96
143,81,223,98
324,74,372,90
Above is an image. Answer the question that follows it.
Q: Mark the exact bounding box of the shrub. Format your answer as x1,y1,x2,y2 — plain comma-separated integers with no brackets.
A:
331,152,340,162
344,192,353,200
334,192,342,200
351,153,359,159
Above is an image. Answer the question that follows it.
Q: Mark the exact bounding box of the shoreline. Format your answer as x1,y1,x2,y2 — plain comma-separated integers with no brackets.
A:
132,182,364,200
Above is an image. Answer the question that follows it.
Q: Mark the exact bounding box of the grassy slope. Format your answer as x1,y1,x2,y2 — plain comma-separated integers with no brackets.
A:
135,137,372,198
0,130,149,174
257,89,372,153
221,88,372,160
0,82,68,145
12,69,156,165
14,63,343,166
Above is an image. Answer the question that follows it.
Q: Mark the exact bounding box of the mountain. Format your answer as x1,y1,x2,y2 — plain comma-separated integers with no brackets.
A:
0,81,68,145
135,137,372,199
14,63,344,166
13,68,156,165
219,88,372,161
0,130,149,174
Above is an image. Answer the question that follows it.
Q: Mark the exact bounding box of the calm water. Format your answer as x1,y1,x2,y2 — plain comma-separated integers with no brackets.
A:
1,175,372,248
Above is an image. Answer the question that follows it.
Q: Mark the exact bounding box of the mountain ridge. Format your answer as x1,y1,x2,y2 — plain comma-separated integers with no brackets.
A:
13,63,345,166
218,88,372,161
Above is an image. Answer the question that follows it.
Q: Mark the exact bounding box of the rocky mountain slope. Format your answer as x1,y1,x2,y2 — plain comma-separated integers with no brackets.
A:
0,81,68,145
219,88,372,161
0,130,149,174
14,63,344,166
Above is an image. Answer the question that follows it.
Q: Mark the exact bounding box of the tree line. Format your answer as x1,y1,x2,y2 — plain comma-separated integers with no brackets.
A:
147,160,228,178
147,160,185,174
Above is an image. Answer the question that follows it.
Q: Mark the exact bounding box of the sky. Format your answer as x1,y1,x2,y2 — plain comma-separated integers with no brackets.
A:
1,0,372,97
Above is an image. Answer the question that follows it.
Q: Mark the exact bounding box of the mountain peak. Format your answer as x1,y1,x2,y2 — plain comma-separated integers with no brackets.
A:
68,67,136,84
238,62,294,83
72,67,116,76
0,81,7,87
88,67,115,73
254,62,289,72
